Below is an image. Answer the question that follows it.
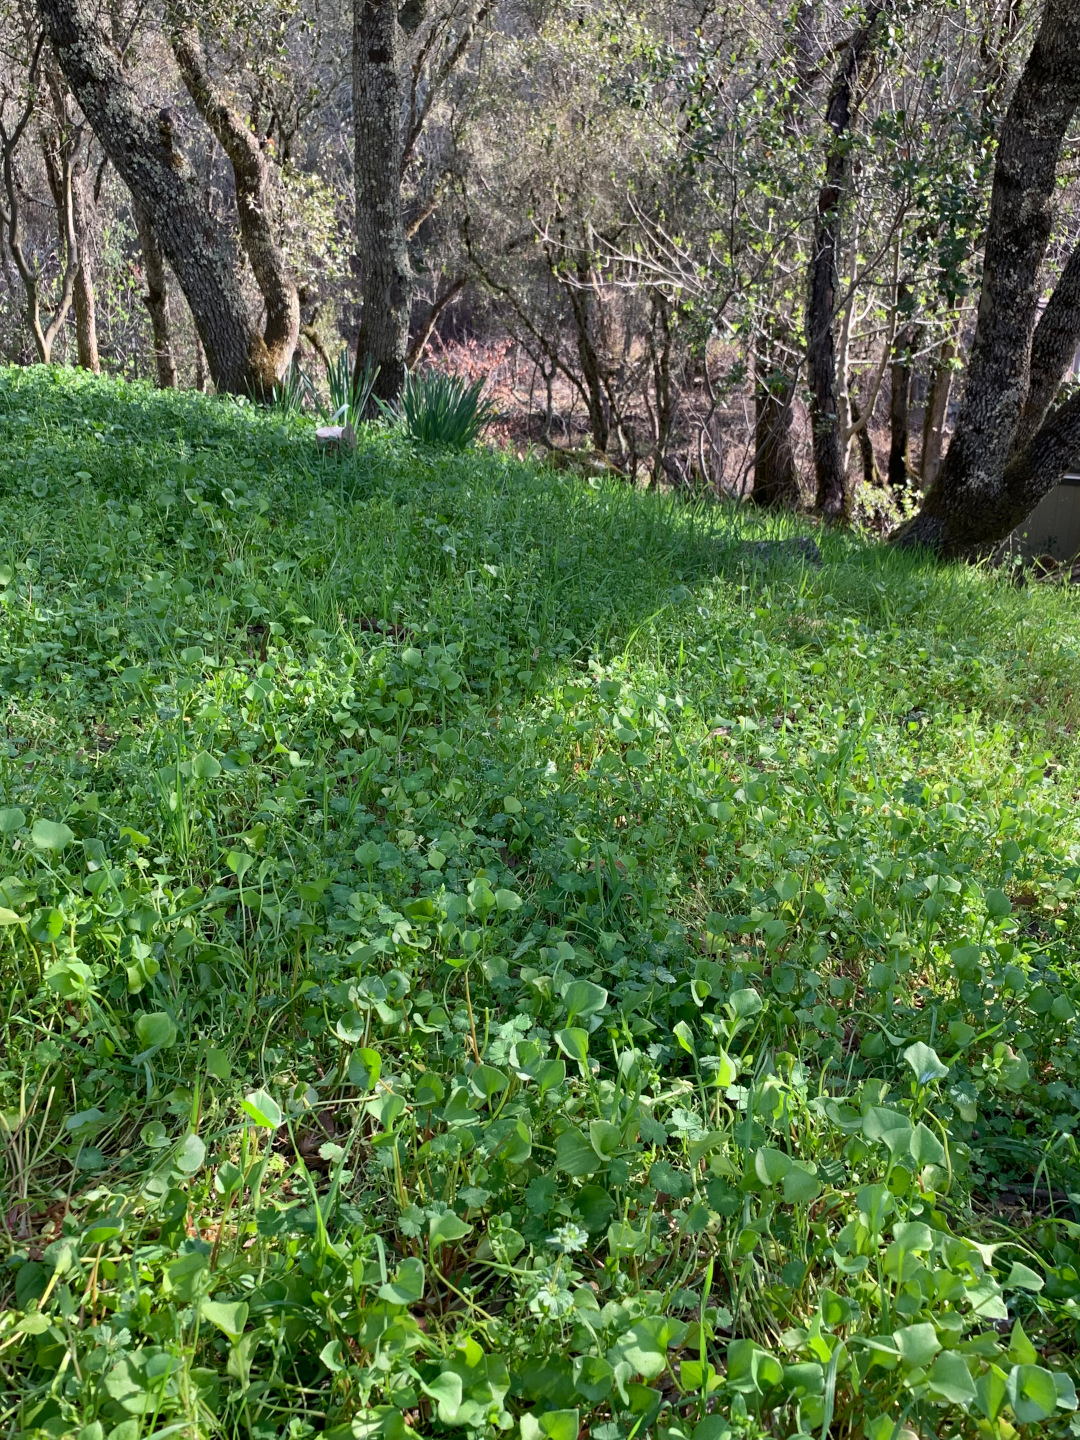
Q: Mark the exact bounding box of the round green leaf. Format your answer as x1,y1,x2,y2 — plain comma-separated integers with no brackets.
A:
429,1212,472,1250
1004,1261,1044,1293
241,1089,283,1129
0,806,26,835
378,1256,425,1305
589,1118,623,1159
421,1374,464,1425
904,1040,949,1086
909,1121,946,1168
554,1027,589,1064
200,1298,248,1340
556,1128,599,1177
31,818,74,852
782,1163,821,1205
754,1147,792,1187
134,1012,177,1051
348,1047,382,1092
561,978,608,1021
1007,1364,1058,1424
173,1132,206,1175
469,1063,509,1101
927,1352,977,1407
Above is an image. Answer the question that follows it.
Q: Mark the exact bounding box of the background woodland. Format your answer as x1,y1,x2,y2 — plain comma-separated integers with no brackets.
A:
2,0,1080,554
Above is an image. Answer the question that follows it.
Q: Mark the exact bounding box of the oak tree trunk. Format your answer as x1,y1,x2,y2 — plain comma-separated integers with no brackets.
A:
36,0,290,395
353,0,412,406
897,0,1080,556
1014,238,1080,449
646,289,674,487
168,10,299,382
566,252,610,455
195,334,207,392
807,3,883,519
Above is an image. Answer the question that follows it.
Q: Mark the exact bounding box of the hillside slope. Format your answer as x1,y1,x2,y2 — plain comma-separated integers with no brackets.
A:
1,368,1080,1440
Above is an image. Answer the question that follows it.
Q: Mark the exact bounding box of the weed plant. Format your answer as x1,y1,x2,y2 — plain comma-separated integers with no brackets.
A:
1,367,1080,1440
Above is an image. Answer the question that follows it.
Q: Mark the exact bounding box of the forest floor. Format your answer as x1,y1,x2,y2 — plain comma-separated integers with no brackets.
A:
2,366,1080,1440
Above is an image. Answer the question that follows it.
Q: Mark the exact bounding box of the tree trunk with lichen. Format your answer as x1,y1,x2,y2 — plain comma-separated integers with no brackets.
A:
1014,240,1080,451
353,0,412,406
36,0,293,395
896,0,1080,556
167,7,298,383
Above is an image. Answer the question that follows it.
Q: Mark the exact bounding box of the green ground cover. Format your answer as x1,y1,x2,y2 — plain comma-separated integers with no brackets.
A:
2,366,1080,1440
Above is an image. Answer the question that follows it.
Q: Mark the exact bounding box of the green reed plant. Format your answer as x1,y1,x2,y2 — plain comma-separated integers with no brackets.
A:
383,368,496,449
326,347,380,428
268,359,316,414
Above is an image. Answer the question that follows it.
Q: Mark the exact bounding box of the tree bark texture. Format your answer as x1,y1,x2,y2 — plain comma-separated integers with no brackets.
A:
752,337,801,508
194,332,207,391
1014,238,1080,449
353,0,412,406
36,0,287,394
133,200,177,388
807,3,883,520
899,0,1080,555
168,11,298,382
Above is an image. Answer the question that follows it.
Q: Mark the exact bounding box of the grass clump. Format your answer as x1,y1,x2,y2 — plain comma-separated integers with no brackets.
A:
326,348,380,430
1,365,1080,1440
386,369,496,449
